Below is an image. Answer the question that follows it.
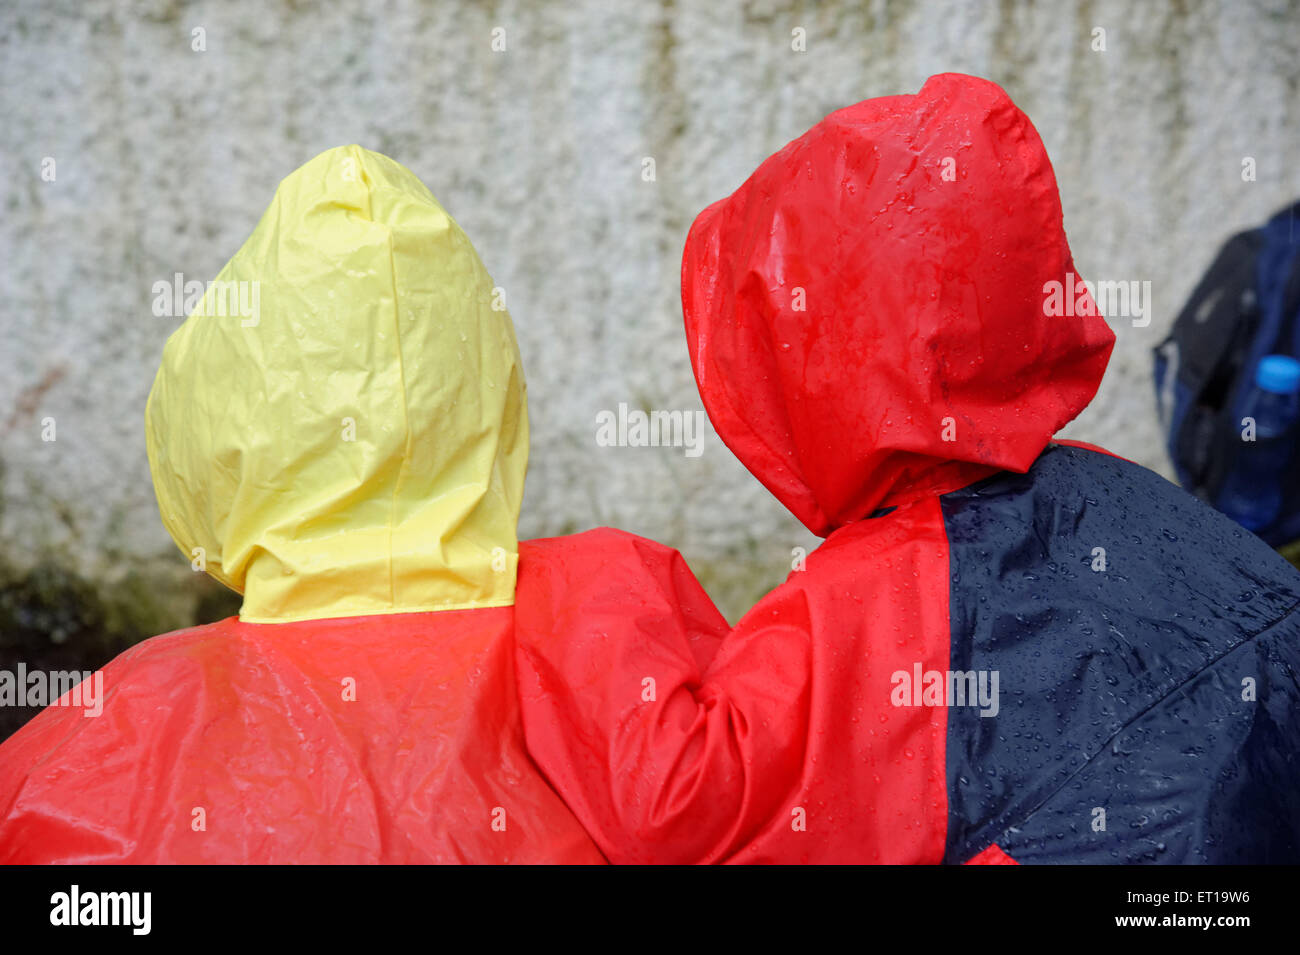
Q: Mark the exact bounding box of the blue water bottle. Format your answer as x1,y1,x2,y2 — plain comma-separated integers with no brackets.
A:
1217,354,1300,531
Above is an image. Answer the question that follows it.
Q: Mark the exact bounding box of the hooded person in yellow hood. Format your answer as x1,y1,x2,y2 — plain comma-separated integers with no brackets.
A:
0,146,605,863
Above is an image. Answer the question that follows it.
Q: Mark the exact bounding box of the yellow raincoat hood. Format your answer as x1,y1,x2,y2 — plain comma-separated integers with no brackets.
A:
146,146,528,623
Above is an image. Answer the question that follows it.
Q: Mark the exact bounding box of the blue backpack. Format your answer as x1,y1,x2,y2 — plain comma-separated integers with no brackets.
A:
1154,200,1300,550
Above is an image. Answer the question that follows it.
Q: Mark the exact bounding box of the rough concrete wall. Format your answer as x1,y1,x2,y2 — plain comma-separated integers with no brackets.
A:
2,0,1298,632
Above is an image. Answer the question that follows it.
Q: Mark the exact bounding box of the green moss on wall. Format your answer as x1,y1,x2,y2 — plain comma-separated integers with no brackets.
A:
0,558,241,741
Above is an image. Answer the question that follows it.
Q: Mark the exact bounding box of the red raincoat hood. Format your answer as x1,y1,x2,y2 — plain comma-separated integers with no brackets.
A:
682,73,1115,536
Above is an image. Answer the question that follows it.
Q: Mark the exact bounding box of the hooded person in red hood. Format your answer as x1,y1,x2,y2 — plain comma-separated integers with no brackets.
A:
514,73,1300,864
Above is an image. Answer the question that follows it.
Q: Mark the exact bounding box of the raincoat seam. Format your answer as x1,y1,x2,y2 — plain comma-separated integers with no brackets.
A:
381,224,412,611
237,596,515,625
706,348,823,531
991,597,1300,852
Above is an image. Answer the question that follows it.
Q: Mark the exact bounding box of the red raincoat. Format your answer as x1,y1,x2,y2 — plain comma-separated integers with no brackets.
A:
513,73,1115,863
516,74,1300,865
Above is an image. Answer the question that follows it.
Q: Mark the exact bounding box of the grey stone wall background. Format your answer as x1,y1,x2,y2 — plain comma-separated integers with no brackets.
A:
2,0,1298,635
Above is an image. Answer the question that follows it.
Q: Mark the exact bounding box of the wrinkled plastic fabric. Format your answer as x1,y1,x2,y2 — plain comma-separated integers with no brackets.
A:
1,611,604,863
146,145,527,623
0,147,604,864
514,75,1300,863
940,444,1300,864
682,73,1113,536
516,516,954,863
516,74,1111,863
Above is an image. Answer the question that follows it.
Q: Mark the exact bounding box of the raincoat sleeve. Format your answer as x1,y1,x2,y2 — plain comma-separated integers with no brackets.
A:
515,529,814,864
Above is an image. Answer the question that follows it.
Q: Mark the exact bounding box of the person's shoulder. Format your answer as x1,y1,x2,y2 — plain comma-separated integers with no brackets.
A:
104,615,245,680
5,617,240,734
516,528,725,635
521,527,687,577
